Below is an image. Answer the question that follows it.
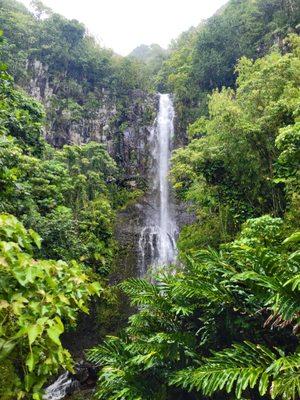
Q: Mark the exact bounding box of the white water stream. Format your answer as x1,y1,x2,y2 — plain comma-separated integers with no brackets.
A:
43,94,178,400
43,372,79,400
139,93,178,274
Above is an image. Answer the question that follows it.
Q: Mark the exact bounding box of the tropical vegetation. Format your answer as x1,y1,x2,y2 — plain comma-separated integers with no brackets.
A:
0,0,299,399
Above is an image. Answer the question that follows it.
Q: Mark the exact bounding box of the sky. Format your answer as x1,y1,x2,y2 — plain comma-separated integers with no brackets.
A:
20,0,228,55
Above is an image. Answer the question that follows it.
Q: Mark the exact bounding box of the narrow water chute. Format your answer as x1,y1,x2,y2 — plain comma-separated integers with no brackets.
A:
139,93,178,274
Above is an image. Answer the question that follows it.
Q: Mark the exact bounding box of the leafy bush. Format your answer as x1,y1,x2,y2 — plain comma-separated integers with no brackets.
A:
0,214,101,398
171,37,300,253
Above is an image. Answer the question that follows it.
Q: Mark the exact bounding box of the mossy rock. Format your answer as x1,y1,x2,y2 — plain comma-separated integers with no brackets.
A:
0,359,20,399
68,389,94,400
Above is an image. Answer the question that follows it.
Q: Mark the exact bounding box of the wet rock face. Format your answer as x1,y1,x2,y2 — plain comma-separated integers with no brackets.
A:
73,363,98,387
25,59,158,179
111,91,159,179
113,195,152,280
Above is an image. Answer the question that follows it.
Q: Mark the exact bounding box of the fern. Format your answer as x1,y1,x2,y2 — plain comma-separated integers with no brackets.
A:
120,278,161,305
87,336,130,367
233,269,300,326
89,218,299,400
286,273,300,291
171,342,279,398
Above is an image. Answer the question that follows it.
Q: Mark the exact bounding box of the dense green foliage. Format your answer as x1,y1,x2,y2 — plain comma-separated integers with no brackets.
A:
171,35,300,253
0,213,101,399
0,22,125,396
0,65,45,155
0,63,118,271
89,216,299,399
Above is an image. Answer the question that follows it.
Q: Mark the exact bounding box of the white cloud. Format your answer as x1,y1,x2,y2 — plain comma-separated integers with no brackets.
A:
20,0,228,55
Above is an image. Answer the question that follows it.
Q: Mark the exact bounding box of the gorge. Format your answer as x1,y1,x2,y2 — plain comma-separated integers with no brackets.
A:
0,0,299,399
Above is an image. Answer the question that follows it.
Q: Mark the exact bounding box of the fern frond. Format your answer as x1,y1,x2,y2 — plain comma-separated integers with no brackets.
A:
285,273,300,291
121,278,168,308
233,270,300,324
121,278,160,298
87,336,129,366
170,342,277,398
269,353,300,400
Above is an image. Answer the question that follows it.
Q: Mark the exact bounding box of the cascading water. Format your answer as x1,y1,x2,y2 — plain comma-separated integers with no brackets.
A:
43,94,178,399
139,93,178,274
43,372,79,400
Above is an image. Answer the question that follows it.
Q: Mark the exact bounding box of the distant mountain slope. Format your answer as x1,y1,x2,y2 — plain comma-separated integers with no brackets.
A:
129,43,166,61
129,43,169,77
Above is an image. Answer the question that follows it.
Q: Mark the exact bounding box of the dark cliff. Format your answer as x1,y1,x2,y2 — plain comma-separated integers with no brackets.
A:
25,58,158,179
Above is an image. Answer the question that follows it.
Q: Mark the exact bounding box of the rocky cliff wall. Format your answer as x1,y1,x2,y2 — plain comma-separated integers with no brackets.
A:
24,59,158,180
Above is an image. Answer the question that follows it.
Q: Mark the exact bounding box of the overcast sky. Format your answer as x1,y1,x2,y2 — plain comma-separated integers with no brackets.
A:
20,0,228,55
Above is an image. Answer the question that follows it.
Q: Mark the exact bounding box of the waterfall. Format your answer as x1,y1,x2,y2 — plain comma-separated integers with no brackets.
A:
43,94,178,400
139,93,178,274
43,372,79,400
